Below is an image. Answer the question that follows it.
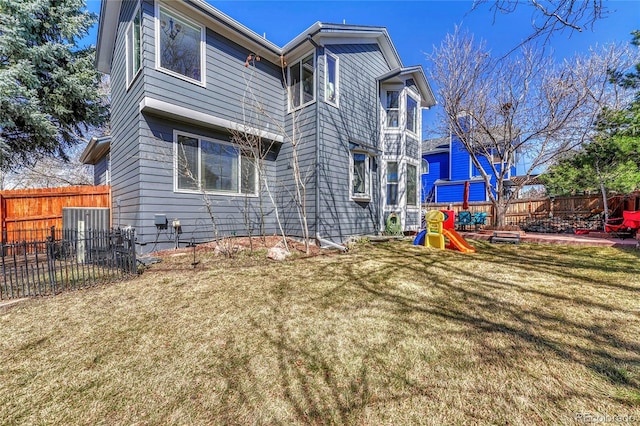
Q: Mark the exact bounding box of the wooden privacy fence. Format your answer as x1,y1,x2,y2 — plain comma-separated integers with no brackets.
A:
424,193,640,228
0,185,110,242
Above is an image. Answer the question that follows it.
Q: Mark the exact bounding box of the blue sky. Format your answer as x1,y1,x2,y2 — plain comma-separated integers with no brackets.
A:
83,0,639,136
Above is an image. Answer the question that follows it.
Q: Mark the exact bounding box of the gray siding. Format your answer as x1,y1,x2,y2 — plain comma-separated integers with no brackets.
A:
93,155,110,186
278,99,317,240
136,115,280,251
109,0,145,231
143,4,284,132
315,44,390,242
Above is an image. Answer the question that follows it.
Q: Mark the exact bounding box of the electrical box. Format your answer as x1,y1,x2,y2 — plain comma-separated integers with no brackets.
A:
154,214,168,230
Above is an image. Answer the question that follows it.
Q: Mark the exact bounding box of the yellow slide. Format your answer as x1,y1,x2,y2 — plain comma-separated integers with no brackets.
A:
442,228,476,253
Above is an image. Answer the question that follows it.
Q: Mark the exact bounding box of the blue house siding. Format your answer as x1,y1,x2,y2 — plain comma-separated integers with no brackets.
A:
436,181,486,203
449,137,472,182
421,152,448,203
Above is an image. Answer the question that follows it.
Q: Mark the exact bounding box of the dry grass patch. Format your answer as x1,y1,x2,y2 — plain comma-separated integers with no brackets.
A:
1,240,639,424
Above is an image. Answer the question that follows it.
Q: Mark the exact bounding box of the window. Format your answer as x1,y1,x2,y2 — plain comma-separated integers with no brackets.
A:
126,6,142,87
175,134,256,195
406,164,417,206
386,161,398,205
421,159,429,175
158,7,203,83
289,53,315,109
351,152,370,200
406,95,418,134
385,91,399,128
325,52,338,106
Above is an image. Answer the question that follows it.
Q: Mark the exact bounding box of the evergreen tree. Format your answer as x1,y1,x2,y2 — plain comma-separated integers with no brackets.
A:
0,0,107,170
544,31,640,219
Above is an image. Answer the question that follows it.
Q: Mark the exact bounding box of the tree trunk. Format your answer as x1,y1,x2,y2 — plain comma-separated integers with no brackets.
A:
493,201,509,228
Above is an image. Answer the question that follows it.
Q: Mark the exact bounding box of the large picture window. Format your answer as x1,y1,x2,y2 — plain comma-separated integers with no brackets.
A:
386,161,398,205
175,134,256,195
351,152,370,200
325,52,338,106
126,6,142,87
289,53,315,109
406,163,417,206
158,7,203,83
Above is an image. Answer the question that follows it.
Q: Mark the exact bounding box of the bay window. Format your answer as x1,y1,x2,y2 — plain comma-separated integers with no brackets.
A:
406,163,417,206
406,95,418,134
386,161,398,205
385,90,399,128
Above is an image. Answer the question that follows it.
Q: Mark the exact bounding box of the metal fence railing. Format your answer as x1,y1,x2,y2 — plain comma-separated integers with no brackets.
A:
1,227,136,300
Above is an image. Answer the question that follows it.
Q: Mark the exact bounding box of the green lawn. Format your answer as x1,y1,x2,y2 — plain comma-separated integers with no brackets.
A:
1,240,639,425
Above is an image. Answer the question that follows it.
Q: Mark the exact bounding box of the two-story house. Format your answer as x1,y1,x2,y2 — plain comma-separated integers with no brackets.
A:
91,0,435,253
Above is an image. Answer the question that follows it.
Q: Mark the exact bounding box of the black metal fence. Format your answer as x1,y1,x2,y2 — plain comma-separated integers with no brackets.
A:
1,227,137,300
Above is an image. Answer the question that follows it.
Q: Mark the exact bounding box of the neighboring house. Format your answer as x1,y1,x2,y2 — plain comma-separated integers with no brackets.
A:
421,132,517,204
94,0,436,253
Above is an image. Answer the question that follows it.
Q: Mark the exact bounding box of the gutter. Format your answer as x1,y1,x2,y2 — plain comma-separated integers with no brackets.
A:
314,46,321,251
316,235,348,252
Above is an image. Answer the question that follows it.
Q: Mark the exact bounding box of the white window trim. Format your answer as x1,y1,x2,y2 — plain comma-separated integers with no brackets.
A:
350,151,371,201
405,92,420,137
287,51,316,112
421,159,429,175
173,130,257,197
324,50,339,107
385,160,400,208
125,4,142,90
155,3,206,87
405,161,419,208
383,89,402,132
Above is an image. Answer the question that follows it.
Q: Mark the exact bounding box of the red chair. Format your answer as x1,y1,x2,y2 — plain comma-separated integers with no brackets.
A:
605,211,640,238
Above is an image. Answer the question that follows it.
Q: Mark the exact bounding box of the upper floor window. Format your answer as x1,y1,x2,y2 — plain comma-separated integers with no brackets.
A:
406,95,418,134
175,133,256,195
325,52,338,106
385,90,400,128
126,6,142,87
157,6,204,84
289,53,315,110
351,152,371,200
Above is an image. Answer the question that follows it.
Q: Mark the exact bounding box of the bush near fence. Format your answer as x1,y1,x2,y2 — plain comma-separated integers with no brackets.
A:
0,227,136,300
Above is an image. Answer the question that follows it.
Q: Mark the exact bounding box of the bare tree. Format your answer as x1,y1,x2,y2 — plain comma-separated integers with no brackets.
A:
0,148,93,189
233,54,312,254
472,0,606,52
428,28,637,227
230,53,289,252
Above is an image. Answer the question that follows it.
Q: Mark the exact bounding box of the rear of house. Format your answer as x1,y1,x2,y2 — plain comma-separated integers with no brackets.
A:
95,0,435,253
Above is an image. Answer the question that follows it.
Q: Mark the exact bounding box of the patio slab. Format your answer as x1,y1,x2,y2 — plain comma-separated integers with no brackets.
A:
464,231,639,248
